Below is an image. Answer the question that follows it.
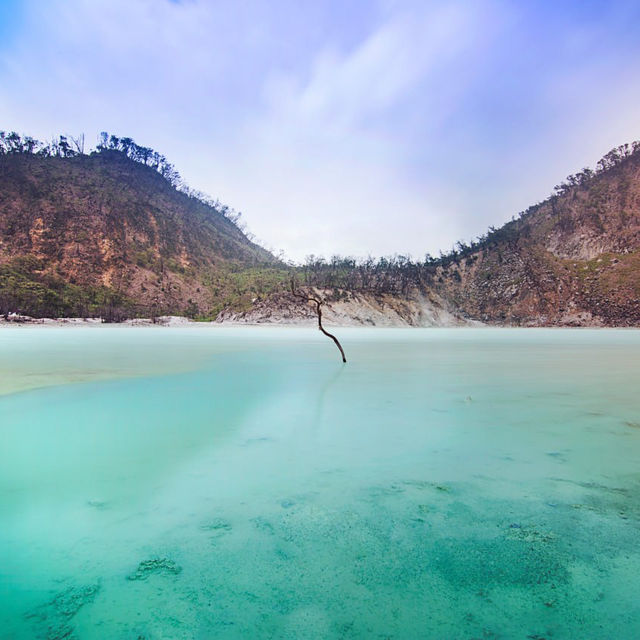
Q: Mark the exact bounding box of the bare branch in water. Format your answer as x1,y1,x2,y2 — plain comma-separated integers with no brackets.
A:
290,279,347,363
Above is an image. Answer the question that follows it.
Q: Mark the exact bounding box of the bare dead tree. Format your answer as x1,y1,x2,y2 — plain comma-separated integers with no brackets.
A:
291,279,346,363
69,133,85,155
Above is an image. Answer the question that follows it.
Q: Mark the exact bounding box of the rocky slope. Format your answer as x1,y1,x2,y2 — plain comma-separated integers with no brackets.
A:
226,143,640,327
0,150,280,318
2,136,639,326
432,144,640,326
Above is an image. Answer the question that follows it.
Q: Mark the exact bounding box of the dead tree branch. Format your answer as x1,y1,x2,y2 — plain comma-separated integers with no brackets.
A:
290,279,346,363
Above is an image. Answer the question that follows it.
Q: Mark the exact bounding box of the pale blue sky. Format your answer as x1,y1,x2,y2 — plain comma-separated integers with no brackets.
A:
1,0,640,260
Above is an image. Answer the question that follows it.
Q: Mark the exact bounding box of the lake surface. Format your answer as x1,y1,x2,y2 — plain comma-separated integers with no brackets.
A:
1,327,639,639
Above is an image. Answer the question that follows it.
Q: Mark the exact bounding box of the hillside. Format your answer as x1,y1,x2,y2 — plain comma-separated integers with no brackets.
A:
0,144,284,319
433,142,640,326
1,133,639,326
223,142,640,327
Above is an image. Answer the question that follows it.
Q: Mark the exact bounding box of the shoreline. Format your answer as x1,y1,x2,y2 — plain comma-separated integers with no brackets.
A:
2,316,639,329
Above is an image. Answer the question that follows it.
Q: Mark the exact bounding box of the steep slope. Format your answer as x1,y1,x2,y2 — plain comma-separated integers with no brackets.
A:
432,144,640,326
216,287,474,327
0,150,280,318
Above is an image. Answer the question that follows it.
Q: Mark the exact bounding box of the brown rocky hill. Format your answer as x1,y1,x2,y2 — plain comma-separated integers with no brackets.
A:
225,142,640,327
431,142,640,326
0,149,280,318
2,135,639,326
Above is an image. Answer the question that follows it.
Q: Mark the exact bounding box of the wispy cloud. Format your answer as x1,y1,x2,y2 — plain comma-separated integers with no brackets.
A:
187,2,502,258
1,0,639,260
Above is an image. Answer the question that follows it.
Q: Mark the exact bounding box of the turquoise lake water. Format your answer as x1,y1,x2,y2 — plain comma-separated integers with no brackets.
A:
1,327,639,639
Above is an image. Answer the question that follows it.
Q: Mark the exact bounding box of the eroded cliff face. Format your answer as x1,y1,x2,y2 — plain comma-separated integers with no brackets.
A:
216,288,479,327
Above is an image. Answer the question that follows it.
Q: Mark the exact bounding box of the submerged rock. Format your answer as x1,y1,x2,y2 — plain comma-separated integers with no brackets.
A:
126,558,182,581
86,499,109,510
24,583,100,640
199,518,233,535
49,584,101,618
251,516,275,535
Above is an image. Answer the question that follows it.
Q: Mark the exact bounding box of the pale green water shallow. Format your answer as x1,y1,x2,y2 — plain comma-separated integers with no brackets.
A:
1,328,640,639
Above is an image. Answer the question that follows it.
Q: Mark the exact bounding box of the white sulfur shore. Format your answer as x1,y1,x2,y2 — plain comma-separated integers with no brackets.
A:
1,287,484,328
0,313,198,327
1,312,479,328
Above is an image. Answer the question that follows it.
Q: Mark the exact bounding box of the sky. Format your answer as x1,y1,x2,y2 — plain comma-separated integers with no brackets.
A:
1,0,640,261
